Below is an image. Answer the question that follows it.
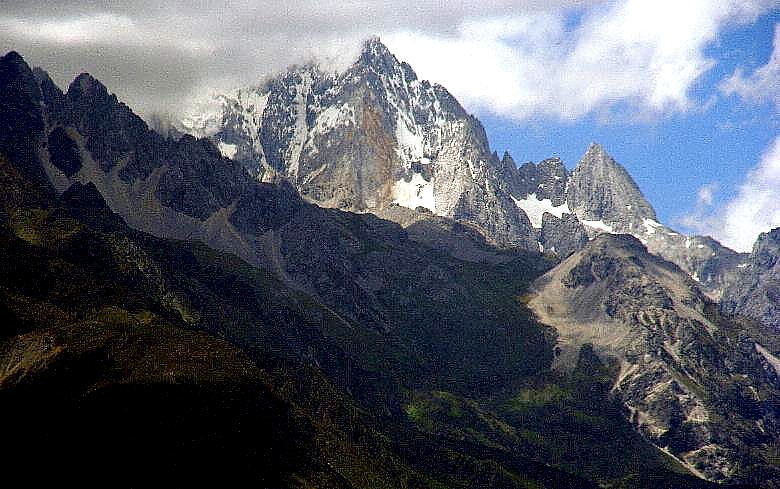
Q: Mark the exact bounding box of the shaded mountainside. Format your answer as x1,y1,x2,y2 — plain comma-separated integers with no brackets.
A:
0,154,584,488
529,234,780,486
0,49,747,487
722,228,780,331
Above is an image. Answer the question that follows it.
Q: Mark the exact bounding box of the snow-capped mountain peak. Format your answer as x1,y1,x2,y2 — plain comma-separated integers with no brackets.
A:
177,36,537,248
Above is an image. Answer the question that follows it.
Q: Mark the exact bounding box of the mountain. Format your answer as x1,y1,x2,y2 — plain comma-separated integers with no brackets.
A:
4,49,708,488
722,228,780,330
529,234,780,485
511,143,746,297
179,37,539,249
180,42,744,298
2,52,598,488
566,142,657,228
1,45,774,487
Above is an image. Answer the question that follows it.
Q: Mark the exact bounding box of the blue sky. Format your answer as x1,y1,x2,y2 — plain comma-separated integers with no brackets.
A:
481,9,779,239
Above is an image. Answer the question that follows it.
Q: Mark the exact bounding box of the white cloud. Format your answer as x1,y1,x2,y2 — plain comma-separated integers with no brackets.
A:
719,136,780,252
697,183,718,207
2,0,773,121
683,136,780,252
385,0,776,120
721,22,780,110
8,14,137,45
681,20,780,253
1,13,211,54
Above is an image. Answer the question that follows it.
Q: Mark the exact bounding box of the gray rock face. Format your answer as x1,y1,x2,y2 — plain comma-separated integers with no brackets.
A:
567,143,656,228
515,157,568,206
530,234,780,485
179,38,537,249
549,143,743,298
644,232,747,301
178,40,744,284
722,228,780,329
540,212,588,258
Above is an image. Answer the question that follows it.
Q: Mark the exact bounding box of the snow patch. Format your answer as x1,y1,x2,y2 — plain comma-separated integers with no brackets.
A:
178,93,228,138
643,218,662,235
756,344,780,375
582,220,614,233
511,193,570,229
287,73,314,179
235,88,269,154
395,113,424,164
217,142,237,159
316,103,355,130
392,173,435,212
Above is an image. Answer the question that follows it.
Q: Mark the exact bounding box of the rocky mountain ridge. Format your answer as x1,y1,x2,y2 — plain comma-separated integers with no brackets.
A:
1,48,725,488
3,44,778,487
722,228,780,329
179,38,745,298
529,234,780,484
180,37,537,249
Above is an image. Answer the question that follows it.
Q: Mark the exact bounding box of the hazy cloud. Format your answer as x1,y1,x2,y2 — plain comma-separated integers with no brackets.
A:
0,0,597,117
683,136,780,252
697,183,719,207
3,0,773,121
721,22,780,111
387,0,776,121
678,183,720,239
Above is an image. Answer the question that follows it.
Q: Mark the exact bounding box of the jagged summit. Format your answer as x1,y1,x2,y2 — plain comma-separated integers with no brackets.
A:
359,36,396,63
67,72,110,98
0,50,26,66
355,37,418,81
584,141,606,157
176,36,537,249
0,51,36,88
567,141,657,225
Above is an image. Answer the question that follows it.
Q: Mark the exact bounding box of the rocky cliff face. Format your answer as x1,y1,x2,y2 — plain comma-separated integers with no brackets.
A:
178,41,746,294
180,38,539,249
504,143,745,297
722,228,780,329
511,156,569,206
529,234,780,485
566,143,657,228
540,212,589,258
